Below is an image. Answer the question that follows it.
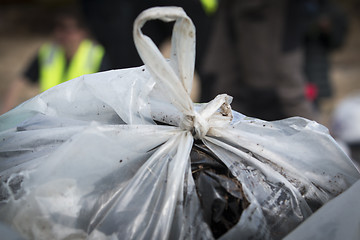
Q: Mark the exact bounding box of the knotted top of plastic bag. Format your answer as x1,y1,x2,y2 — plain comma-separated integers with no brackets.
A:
134,7,233,139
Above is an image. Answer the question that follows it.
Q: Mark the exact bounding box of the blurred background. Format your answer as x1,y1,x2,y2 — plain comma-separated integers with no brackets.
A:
0,0,359,161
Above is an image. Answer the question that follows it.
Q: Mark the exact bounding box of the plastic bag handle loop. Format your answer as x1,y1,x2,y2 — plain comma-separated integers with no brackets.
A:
133,7,195,116
134,7,233,139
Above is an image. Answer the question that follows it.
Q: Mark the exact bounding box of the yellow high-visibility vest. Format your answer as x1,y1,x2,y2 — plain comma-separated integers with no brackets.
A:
200,0,218,15
38,39,105,91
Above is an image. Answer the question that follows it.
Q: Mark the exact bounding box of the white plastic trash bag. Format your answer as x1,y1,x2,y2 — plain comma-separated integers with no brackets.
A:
0,7,359,240
283,179,360,240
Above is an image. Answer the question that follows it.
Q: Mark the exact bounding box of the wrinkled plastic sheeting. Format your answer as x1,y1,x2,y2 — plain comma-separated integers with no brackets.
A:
284,180,360,240
0,68,213,240
1,6,360,240
0,67,154,132
202,116,360,239
0,71,359,239
0,118,212,239
0,67,154,179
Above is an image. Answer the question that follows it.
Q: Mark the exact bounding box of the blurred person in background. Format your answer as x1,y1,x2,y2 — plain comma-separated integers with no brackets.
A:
304,0,348,107
1,9,111,114
202,0,318,121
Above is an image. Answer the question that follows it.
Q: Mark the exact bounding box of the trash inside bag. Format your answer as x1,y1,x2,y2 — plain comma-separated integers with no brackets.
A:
190,140,249,238
0,7,359,240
